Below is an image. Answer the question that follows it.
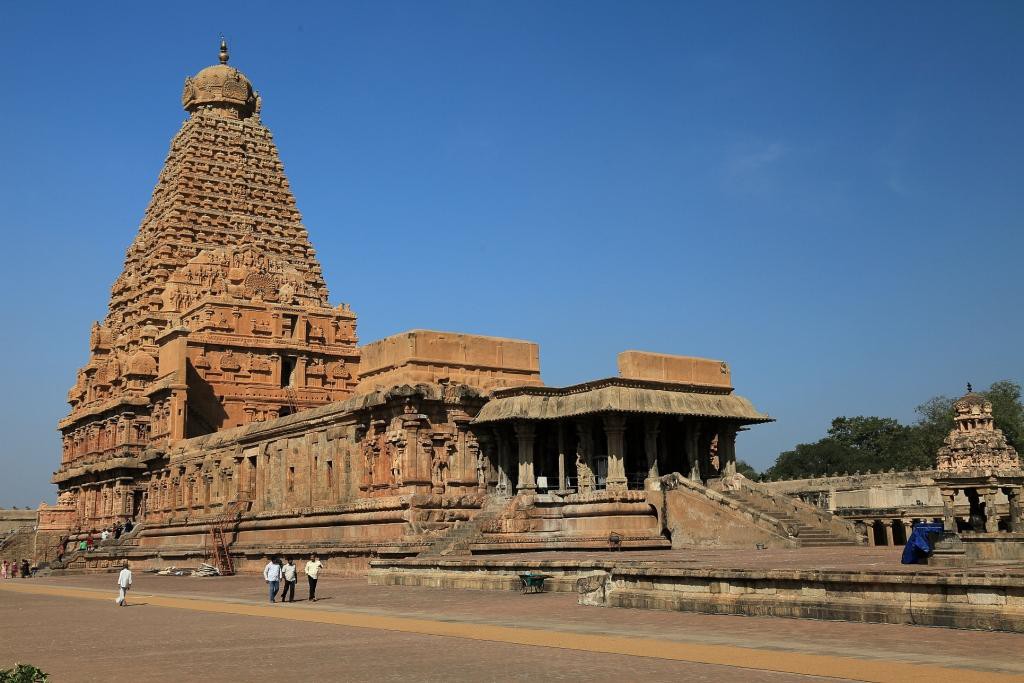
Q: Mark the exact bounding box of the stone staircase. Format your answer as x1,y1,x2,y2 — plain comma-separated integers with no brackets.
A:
419,496,513,557
720,481,863,547
0,526,36,563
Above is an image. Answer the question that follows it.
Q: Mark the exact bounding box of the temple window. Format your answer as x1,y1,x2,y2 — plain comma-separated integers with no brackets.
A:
283,314,298,338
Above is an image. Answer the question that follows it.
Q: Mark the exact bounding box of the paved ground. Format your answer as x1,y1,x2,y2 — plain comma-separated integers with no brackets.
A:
2,573,1023,682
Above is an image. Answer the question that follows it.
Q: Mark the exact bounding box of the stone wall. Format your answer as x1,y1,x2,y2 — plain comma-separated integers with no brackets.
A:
0,509,37,534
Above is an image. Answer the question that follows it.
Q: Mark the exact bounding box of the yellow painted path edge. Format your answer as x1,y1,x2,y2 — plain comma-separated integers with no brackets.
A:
2,582,1021,683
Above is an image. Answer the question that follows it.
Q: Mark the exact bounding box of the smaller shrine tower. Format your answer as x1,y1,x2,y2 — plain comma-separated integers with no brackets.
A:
930,385,1024,565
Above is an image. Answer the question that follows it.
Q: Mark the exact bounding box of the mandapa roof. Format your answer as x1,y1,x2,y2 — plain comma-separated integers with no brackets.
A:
472,378,772,425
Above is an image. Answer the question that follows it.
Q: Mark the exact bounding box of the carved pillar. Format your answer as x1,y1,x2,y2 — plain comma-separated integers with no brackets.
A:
864,521,875,546
575,420,595,494
495,429,512,496
270,353,282,387
884,520,895,546
683,420,700,480
901,519,912,542
719,424,738,477
643,416,660,481
981,488,1000,533
476,432,495,492
556,422,567,493
603,413,628,491
168,388,187,442
697,426,716,481
514,421,536,493
1004,486,1023,532
941,489,957,533
295,355,308,389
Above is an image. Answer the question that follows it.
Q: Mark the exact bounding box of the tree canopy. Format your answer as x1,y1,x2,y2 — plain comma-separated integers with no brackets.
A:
759,380,1023,481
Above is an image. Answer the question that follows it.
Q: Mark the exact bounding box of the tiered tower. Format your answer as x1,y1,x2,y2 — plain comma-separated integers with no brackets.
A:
55,42,359,527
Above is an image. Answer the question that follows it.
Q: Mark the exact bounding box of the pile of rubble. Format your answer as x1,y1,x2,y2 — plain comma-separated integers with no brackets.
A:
148,563,221,577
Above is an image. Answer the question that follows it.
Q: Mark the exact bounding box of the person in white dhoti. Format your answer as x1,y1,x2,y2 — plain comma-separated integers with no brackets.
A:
116,562,132,606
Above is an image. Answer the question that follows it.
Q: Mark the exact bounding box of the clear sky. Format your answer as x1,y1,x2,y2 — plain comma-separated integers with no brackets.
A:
0,2,1021,506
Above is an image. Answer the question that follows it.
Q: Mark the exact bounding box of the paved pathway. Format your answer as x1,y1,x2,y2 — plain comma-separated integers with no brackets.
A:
2,575,1022,682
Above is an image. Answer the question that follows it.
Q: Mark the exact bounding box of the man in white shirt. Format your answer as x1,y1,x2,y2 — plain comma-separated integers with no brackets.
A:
100,529,110,542
116,561,132,607
304,553,323,602
280,557,297,602
263,556,282,603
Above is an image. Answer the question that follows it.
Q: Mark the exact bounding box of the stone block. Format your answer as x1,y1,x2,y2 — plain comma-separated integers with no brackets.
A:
358,330,542,392
617,351,731,387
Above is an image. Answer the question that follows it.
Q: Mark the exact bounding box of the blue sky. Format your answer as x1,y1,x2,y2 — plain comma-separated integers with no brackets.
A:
1,2,1021,505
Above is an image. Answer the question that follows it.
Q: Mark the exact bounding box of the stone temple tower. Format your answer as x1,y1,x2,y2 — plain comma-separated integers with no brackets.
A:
55,42,359,523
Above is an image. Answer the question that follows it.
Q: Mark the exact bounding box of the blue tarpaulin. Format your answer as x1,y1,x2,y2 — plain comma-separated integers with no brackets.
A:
901,522,944,564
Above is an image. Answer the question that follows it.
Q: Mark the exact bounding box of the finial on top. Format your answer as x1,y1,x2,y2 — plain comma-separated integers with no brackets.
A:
967,382,973,393
219,37,229,64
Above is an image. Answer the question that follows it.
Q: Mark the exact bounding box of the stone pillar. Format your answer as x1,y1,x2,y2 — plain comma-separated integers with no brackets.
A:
575,420,595,494
168,388,187,442
697,427,716,481
514,421,536,493
476,432,495,492
864,521,875,546
981,488,1000,533
683,420,701,481
643,417,660,481
902,519,912,542
603,414,628,491
1004,486,1023,532
941,489,958,533
495,429,512,496
556,422,567,493
295,355,308,389
719,424,738,477
884,520,895,546
270,353,282,387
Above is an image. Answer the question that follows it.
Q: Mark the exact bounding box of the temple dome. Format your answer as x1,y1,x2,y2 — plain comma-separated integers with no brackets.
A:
954,388,989,413
181,40,258,119
127,350,157,377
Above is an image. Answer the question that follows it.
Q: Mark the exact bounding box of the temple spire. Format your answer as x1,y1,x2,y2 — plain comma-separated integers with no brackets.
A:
219,37,229,64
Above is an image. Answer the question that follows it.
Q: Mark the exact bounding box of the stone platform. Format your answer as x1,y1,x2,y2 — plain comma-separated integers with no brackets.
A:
368,547,1024,633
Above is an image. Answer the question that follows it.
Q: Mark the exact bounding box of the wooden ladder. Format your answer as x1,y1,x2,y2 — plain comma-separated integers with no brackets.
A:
211,522,234,575
210,501,247,576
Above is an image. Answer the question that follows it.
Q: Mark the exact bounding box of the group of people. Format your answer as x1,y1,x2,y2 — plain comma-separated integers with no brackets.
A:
78,519,136,551
263,554,323,603
1,559,31,579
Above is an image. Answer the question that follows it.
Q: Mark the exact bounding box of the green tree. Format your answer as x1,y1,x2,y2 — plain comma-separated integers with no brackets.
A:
911,394,955,460
764,438,856,480
985,380,1024,450
736,459,759,480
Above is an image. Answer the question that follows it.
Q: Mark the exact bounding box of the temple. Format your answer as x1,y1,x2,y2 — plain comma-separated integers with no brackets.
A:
43,45,863,573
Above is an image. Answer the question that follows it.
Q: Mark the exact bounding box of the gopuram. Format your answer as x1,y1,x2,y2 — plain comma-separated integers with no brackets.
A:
43,45,865,574
929,386,1024,565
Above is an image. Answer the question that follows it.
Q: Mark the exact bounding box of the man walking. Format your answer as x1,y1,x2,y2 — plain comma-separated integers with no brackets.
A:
280,556,297,602
263,556,281,603
304,553,323,602
116,561,132,606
